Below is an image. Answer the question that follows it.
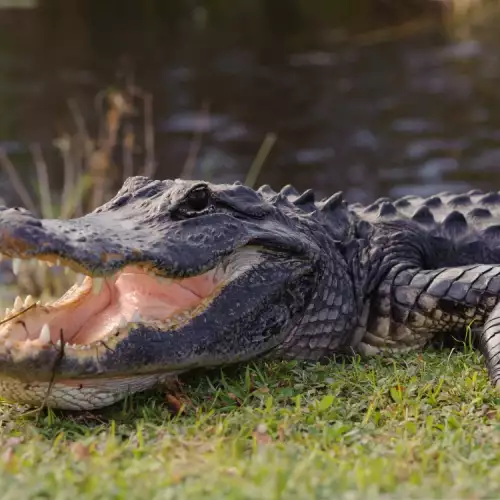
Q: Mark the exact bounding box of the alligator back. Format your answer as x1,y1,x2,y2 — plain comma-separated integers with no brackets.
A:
259,184,500,265
350,190,500,229
349,189,500,266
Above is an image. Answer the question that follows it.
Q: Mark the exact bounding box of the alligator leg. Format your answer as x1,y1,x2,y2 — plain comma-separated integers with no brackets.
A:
360,264,500,361
478,302,500,386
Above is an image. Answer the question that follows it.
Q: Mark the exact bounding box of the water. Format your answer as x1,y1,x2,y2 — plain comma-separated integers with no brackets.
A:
0,0,499,207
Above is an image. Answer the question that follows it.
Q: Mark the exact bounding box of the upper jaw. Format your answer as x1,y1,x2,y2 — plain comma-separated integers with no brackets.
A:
0,204,250,278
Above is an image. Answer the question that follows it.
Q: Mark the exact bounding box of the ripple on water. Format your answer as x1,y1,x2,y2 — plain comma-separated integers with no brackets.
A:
389,182,472,199
417,158,459,181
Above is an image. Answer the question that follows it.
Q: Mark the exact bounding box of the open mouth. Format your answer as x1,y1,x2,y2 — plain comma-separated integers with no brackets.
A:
0,253,234,350
0,245,268,409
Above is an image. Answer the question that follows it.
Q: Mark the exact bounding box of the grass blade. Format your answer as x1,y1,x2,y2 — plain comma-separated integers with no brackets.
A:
31,143,53,218
0,149,38,215
245,132,276,188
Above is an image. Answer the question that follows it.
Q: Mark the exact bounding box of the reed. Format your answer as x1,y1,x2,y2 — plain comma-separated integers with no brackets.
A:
0,85,157,298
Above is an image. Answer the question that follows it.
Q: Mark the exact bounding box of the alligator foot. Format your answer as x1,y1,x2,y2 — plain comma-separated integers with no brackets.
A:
479,302,500,387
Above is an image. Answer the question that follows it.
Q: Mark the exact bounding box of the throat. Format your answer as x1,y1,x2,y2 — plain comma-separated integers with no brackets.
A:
73,269,217,344
0,265,224,346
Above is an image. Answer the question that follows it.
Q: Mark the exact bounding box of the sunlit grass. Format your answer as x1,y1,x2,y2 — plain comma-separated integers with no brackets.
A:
0,343,498,498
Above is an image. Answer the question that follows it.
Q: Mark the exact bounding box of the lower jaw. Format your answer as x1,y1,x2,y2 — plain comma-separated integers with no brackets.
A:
0,372,176,410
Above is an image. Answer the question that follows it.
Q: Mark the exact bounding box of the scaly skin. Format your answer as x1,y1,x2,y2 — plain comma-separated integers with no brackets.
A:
0,177,500,409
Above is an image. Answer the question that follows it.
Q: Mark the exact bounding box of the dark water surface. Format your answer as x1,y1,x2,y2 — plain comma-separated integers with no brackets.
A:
0,1,499,206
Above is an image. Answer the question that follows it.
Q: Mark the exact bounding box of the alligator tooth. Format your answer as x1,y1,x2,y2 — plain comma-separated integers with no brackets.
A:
39,324,51,344
214,266,226,282
4,308,10,317
12,258,21,276
92,278,104,295
158,276,173,285
56,259,61,267
56,339,61,347
76,273,85,285
13,296,23,311
155,276,172,286
118,316,128,329
64,266,72,276
131,311,141,323
24,295,35,307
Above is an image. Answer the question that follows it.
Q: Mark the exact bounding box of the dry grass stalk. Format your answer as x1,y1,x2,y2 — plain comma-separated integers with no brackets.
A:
0,149,39,215
245,133,277,188
128,86,157,179
31,143,53,219
0,85,157,298
180,100,211,180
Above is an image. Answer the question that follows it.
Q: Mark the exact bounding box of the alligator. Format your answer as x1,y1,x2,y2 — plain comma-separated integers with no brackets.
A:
0,176,500,410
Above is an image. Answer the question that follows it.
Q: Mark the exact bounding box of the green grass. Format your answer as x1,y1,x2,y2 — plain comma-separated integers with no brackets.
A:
0,348,499,499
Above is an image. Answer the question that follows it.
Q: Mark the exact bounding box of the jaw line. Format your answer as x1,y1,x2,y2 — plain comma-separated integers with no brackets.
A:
0,246,267,371
0,205,252,282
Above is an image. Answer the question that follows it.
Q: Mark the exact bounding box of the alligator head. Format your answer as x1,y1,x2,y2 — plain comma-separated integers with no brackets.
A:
0,176,358,409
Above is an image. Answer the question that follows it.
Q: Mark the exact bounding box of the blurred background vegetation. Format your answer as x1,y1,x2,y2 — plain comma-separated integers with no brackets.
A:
0,0,498,214
1,5,500,497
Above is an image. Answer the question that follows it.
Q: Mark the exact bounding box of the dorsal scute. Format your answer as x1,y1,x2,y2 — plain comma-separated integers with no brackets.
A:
293,189,315,206
412,206,435,225
378,201,397,218
257,184,276,197
442,210,468,237
319,191,345,212
280,184,300,197
350,189,500,246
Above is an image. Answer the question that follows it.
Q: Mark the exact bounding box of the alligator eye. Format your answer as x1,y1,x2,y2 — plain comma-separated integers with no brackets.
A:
185,186,211,212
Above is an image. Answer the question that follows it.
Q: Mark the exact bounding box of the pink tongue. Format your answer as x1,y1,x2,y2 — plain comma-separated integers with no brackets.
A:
115,272,209,309
72,270,217,344
174,271,218,297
